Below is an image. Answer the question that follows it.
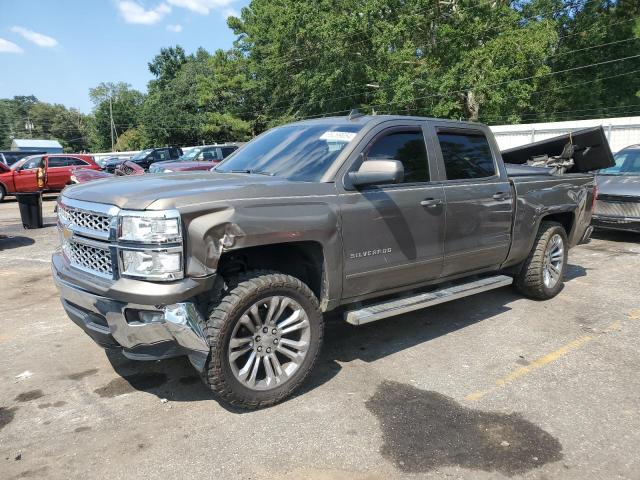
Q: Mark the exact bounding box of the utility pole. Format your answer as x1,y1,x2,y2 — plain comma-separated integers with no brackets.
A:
109,97,114,151
25,118,34,138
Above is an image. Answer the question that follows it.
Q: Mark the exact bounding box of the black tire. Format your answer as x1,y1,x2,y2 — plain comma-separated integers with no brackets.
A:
514,221,568,300
202,270,324,409
0,185,5,202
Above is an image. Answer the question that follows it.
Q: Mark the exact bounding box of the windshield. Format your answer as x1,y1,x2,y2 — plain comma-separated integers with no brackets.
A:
599,149,640,175
215,123,363,181
179,148,202,161
132,149,153,161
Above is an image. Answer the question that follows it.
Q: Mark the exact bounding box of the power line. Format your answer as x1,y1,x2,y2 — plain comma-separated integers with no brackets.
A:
296,53,640,120
257,35,640,119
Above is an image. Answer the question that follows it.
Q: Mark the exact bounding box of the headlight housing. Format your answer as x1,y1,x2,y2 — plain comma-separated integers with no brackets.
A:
119,248,183,281
117,209,183,281
119,210,181,243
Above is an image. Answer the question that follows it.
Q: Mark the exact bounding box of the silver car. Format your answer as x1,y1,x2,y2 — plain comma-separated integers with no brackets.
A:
593,145,640,233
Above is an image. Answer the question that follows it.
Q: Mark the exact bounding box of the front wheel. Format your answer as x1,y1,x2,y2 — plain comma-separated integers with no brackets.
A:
202,271,324,409
514,221,568,300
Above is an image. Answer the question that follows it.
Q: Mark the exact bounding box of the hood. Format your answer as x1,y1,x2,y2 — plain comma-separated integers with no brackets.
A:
596,174,640,198
61,171,329,210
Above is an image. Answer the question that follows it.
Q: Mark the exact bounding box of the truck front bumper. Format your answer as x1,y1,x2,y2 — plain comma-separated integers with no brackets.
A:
52,263,210,371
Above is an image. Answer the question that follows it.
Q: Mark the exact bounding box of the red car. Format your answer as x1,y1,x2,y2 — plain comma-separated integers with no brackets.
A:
0,154,100,201
70,160,145,184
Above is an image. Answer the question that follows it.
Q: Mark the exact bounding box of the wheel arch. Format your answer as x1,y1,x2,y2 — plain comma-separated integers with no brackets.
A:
540,211,574,237
217,241,328,308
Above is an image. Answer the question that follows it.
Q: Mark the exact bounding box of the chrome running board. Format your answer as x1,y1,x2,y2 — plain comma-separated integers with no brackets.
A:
344,275,513,326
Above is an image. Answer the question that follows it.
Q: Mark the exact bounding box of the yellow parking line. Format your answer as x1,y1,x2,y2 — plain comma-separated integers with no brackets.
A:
465,313,638,402
465,335,593,402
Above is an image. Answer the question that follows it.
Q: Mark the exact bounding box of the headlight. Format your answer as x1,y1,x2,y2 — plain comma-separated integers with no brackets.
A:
118,210,181,243
164,169,173,173
120,249,183,280
70,174,77,184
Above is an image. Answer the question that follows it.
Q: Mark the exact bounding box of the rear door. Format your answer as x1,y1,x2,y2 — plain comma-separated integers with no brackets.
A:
338,121,445,299
45,156,72,189
428,124,512,277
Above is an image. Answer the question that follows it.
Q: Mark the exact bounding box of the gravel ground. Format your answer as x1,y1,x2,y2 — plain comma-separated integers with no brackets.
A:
1,195,639,480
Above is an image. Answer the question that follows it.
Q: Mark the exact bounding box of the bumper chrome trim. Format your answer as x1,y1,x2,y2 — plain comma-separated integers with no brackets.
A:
53,267,209,371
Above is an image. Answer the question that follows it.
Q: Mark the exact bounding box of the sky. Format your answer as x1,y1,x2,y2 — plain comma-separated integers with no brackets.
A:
0,0,250,112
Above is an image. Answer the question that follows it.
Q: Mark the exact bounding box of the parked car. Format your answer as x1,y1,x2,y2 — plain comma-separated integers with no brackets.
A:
70,161,145,184
95,156,121,170
0,150,46,167
53,115,609,408
126,147,183,171
149,144,239,173
0,153,100,201
592,144,640,233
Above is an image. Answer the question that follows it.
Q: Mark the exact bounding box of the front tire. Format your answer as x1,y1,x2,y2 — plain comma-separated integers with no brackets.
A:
0,185,5,202
202,270,324,409
514,221,568,300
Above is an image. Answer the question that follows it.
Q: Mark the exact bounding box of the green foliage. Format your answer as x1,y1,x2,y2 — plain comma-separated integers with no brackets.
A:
88,82,145,151
0,95,90,151
3,1,639,153
114,127,145,151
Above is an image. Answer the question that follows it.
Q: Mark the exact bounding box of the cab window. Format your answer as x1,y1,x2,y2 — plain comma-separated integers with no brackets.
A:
364,129,429,183
437,131,496,180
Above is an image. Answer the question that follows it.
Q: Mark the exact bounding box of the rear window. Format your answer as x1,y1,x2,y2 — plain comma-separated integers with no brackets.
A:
437,131,496,180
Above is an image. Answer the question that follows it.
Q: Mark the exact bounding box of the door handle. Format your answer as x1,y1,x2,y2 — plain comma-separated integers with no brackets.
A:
420,198,443,208
492,192,508,201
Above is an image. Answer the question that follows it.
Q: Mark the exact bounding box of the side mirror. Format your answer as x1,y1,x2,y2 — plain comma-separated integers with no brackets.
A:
348,159,404,187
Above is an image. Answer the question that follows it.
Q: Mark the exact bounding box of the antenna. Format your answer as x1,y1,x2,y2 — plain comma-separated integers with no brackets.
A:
347,108,364,120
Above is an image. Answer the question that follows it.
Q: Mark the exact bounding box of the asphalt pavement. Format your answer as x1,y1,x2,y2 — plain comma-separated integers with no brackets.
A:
1,196,639,480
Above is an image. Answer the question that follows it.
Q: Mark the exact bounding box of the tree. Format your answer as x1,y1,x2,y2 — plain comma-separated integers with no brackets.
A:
88,82,144,151
0,96,90,151
114,127,145,151
148,46,188,90
141,46,251,146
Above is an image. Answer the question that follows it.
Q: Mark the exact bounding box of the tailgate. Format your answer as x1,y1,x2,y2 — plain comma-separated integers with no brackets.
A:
501,126,615,173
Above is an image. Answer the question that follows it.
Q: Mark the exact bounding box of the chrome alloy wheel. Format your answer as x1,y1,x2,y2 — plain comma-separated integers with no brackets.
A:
543,233,564,289
227,296,310,391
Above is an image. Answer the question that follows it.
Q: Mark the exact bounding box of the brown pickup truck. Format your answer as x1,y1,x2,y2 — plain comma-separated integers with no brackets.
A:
53,115,611,408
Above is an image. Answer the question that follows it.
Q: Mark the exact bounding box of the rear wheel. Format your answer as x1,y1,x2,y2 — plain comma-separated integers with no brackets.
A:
202,271,323,409
514,221,568,299
0,185,5,202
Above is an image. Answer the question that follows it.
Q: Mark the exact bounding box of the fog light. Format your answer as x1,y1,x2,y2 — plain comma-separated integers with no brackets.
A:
138,311,164,324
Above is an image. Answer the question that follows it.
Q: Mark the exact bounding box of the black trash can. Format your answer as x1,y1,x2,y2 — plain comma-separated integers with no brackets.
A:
15,192,44,229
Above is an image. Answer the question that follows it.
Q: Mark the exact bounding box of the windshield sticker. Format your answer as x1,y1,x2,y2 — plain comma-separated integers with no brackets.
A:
320,131,357,142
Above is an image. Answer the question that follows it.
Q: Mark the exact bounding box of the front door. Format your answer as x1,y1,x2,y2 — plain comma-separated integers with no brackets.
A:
13,155,44,192
339,124,445,299
430,125,513,277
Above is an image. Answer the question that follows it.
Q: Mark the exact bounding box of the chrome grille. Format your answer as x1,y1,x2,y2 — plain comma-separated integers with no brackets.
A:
67,242,112,278
59,204,111,233
595,199,640,218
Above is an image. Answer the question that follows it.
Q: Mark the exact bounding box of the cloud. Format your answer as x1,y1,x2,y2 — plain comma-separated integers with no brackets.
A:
10,26,58,48
166,24,183,32
116,1,171,25
0,37,24,54
167,0,235,15
222,7,238,18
